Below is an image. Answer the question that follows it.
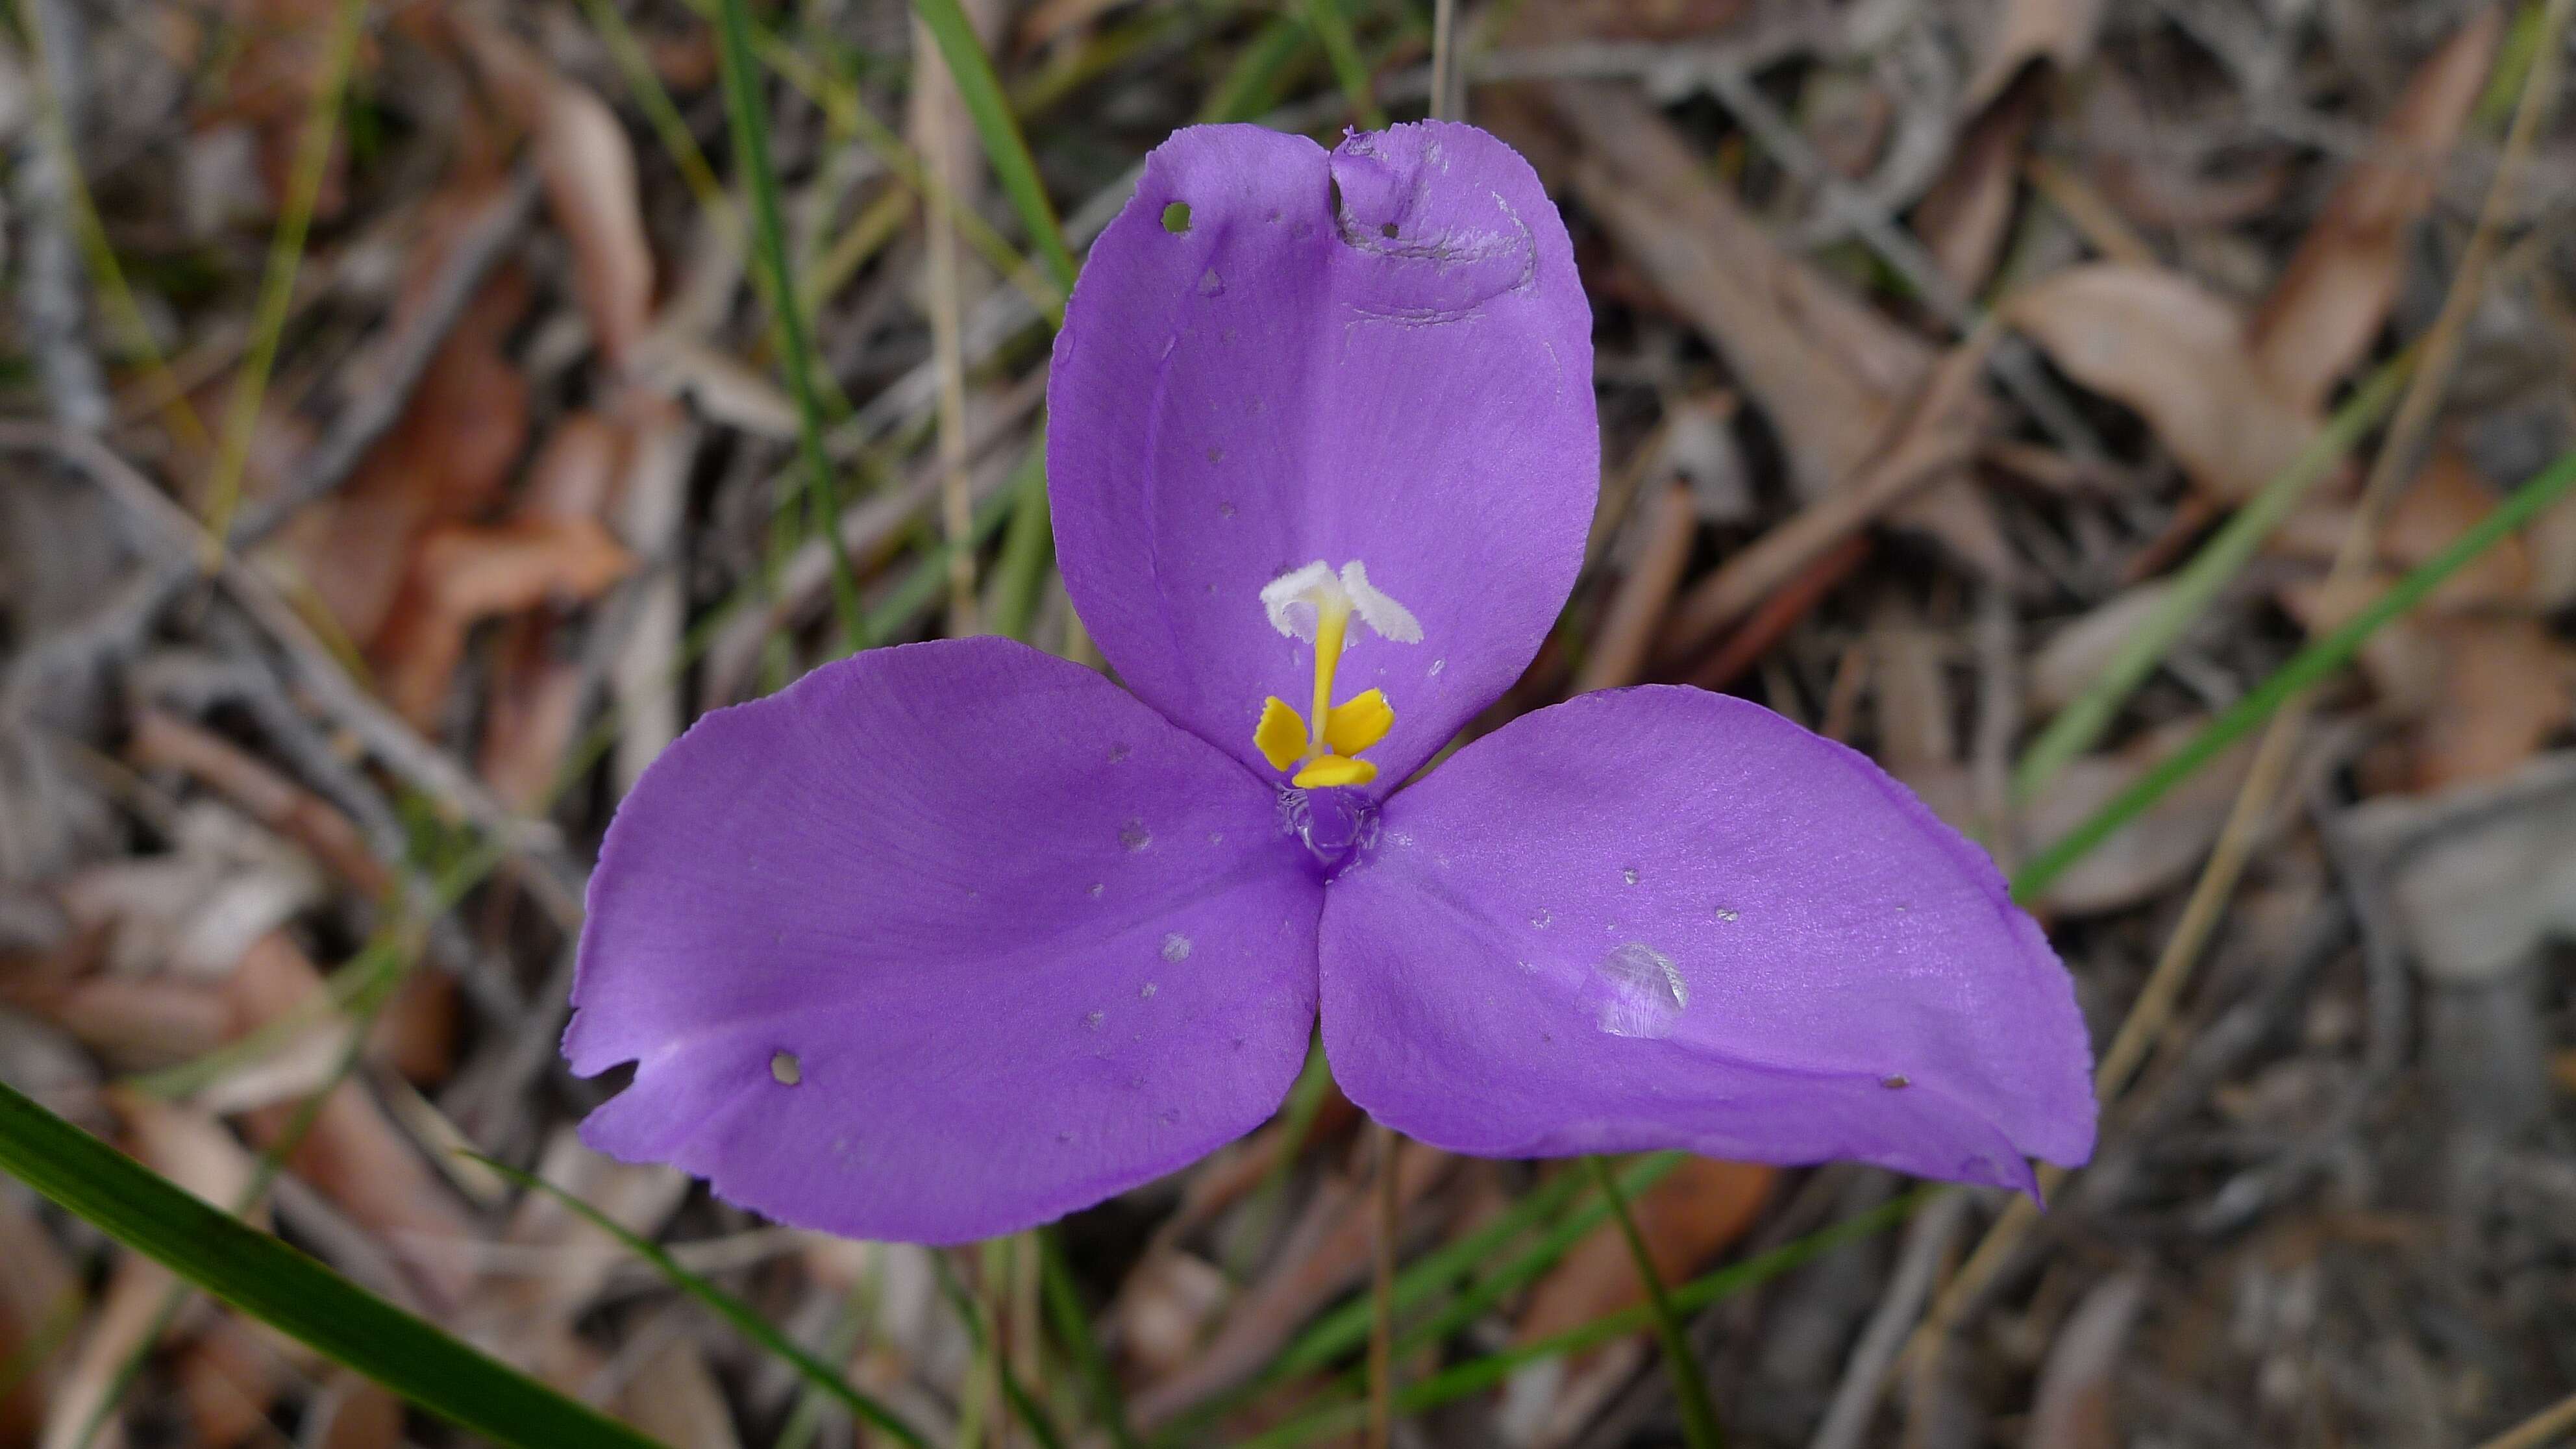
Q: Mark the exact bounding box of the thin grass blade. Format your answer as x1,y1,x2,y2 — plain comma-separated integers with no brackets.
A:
1041,1227,1142,1449
1585,1156,1728,1448
910,0,1082,291
2011,349,2415,803
715,0,868,652
470,1154,930,1448
0,1081,665,1449
2013,442,2576,901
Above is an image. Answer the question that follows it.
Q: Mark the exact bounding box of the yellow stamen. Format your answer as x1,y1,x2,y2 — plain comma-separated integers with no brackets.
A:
1254,697,1309,772
1250,562,1417,790
1292,754,1378,789
1324,689,1393,756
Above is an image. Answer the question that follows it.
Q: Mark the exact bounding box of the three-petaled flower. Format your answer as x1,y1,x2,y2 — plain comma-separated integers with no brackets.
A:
564,121,2096,1245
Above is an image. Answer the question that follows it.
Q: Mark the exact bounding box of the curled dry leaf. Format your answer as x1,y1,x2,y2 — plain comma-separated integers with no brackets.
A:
451,14,655,365
375,514,633,727
2006,264,2317,504
2341,751,2576,987
297,267,532,643
2281,573,2574,792
2248,8,2504,414
1916,82,2039,297
480,412,630,807
1964,0,2107,112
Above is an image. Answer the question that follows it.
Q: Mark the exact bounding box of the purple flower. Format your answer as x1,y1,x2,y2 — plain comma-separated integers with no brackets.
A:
563,122,2096,1245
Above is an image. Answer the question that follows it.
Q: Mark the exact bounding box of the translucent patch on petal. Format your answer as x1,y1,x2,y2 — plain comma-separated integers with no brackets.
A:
1260,561,1336,641
1339,562,1422,644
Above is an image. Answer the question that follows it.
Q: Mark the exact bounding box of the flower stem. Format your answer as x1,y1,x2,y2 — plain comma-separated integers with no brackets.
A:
1585,1156,1729,1449
1366,1121,1400,1449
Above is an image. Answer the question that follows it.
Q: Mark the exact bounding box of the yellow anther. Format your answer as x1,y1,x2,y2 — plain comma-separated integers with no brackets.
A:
1254,697,1309,772
1324,689,1393,756
1293,755,1378,789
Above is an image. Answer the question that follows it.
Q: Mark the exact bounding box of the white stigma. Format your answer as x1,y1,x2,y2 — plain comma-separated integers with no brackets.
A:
1260,560,1422,647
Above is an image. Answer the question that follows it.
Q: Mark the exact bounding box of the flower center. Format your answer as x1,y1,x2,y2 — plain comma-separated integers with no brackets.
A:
1252,560,1420,789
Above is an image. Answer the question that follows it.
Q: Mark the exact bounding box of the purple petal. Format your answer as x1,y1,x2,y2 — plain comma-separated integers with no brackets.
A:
1320,687,2095,1191
1049,121,1598,792
565,638,1320,1243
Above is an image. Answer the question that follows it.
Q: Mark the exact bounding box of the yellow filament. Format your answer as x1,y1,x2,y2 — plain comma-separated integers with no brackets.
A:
1309,601,1349,745
1253,597,1396,789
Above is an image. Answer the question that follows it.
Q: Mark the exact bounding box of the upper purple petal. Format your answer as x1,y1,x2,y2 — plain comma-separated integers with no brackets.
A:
1048,121,1598,791
1318,686,2096,1191
564,638,1320,1243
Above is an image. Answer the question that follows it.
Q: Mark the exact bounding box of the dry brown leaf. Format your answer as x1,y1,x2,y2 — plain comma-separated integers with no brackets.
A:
1964,0,2106,111
221,934,478,1309
2526,486,2576,610
477,412,630,806
303,1376,404,1449
615,1333,745,1449
128,709,391,897
175,1313,281,1449
2020,1274,2145,1449
2007,264,2317,504
2080,74,2288,230
1916,83,2038,297
1128,1142,1451,1430
1513,1159,1774,1344
453,15,655,365
2342,751,2576,985
2405,617,2573,791
2027,579,2177,714
374,514,632,726
0,1195,78,1445
295,267,532,642
1530,85,2008,600
2276,451,2534,610
2022,719,2263,915
2248,8,2504,413
2281,575,2574,790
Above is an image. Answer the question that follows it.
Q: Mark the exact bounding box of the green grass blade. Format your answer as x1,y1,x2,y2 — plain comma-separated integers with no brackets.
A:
1301,0,1387,130
1585,1157,1728,1448
2012,442,2576,902
1041,1228,1142,1449
471,1154,932,1449
0,1080,665,1449
910,0,1081,292
2011,350,2416,804
987,426,1056,643
200,0,367,550
932,1245,1071,1449
1199,16,1316,125
715,0,869,653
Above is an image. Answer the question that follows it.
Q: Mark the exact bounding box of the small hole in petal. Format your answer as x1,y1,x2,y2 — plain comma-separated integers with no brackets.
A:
770,1051,802,1085
1161,201,1191,233
1881,1074,1912,1090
